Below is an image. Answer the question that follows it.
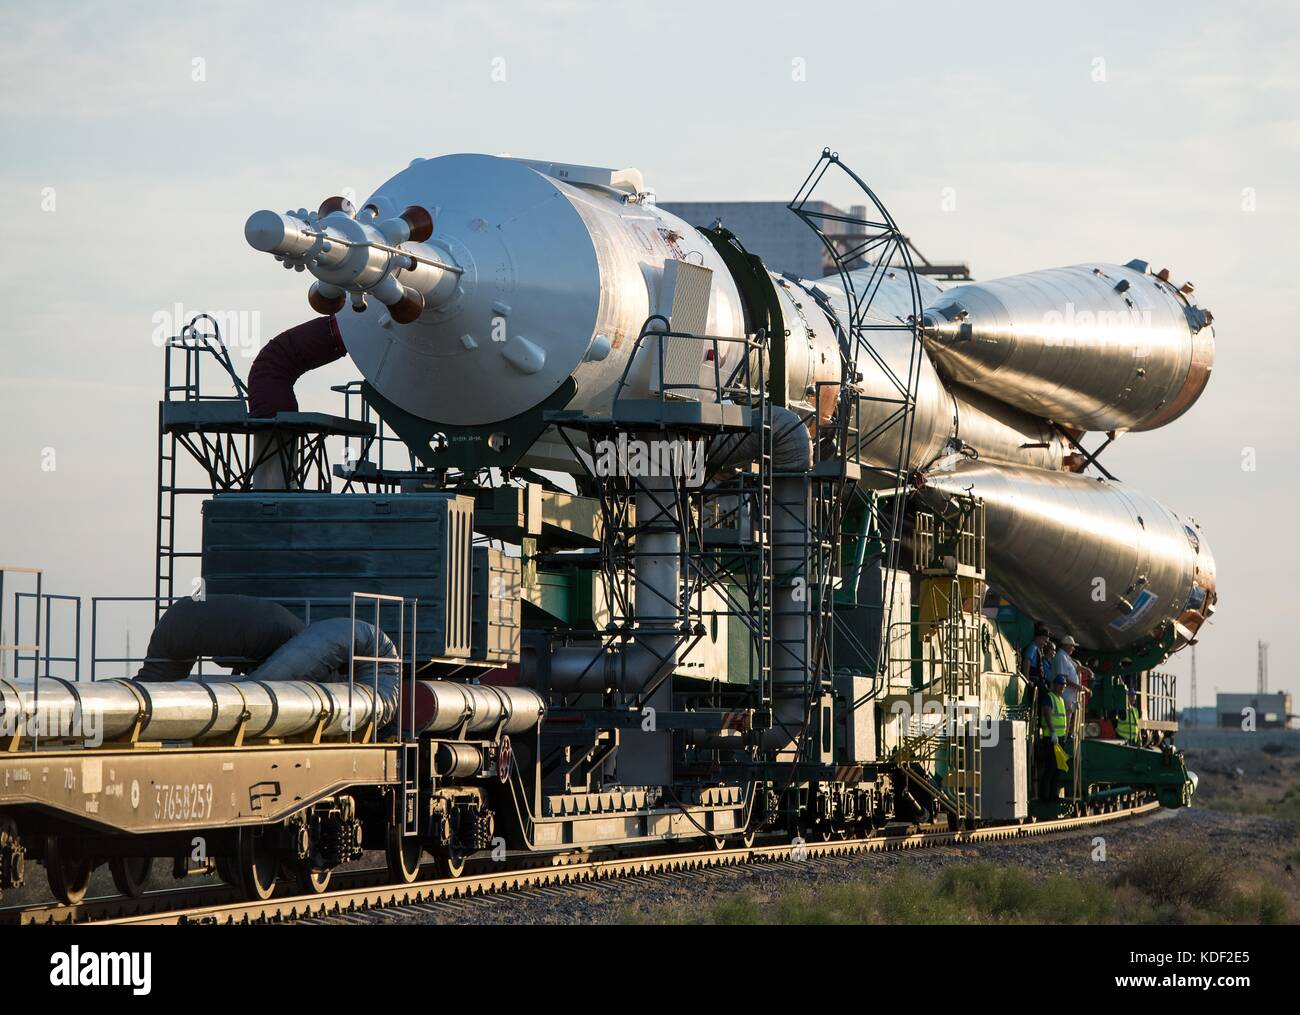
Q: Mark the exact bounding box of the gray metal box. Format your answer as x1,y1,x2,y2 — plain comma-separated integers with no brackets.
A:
835,673,877,765
201,492,474,660
980,719,1028,821
472,546,520,664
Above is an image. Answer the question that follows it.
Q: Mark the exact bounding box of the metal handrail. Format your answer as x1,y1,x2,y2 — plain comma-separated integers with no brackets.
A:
12,592,80,680
348,591,409,745
612,315,766,411
332,380,418,482
163,313,247,406
0,566,42,749
87,594,418,683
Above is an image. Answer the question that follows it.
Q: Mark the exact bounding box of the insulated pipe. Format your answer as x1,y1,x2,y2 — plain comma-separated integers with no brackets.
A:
0,677,376,744
247,317,348,417
136,594,305,681
244,618,402,730
246,316,349,490
406,680,546,736
0,677,546,746
544,433,686,695
634,462,683,685
435,742,484,778
766,407,813,754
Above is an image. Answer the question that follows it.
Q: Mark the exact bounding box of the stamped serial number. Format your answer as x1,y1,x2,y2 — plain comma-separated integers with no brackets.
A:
153,782,214,823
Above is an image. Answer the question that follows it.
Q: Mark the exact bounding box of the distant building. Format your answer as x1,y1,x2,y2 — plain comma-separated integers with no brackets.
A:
1179,705,1217,728
657,201,972,283
1215,692,1294,729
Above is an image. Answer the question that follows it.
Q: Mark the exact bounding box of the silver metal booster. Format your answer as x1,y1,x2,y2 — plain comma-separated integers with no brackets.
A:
916,456,1216,651
921,262,1214,433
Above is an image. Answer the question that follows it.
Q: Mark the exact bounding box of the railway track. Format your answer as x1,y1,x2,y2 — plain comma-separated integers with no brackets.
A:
3,800,1159,926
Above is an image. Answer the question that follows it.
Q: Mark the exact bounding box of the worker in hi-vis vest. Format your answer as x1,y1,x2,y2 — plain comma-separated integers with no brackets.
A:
1117,688,1142,745
1036,674,1069,803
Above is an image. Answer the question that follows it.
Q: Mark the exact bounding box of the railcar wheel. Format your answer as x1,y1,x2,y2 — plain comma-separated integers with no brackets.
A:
294,865,333,894
45,836,94,906
386,828,424,884
740,827,756,849
433,850,467,879
231,829,278,901
109,856,153,899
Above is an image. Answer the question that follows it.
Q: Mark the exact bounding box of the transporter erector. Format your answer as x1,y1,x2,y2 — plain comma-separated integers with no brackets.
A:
0,152,1211,905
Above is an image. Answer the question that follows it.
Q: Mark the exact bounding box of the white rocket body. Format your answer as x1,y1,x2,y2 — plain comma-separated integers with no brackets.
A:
244,153,1217,653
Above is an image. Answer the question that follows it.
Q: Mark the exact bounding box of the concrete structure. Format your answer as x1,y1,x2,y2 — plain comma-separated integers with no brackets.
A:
659,200,840,279
1215,691,1294,729
658,200,972,282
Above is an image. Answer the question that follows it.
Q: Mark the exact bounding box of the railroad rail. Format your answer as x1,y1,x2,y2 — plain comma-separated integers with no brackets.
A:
5,799,1160,926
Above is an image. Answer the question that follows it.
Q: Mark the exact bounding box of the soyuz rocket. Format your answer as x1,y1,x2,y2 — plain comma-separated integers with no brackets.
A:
245,153,1218,659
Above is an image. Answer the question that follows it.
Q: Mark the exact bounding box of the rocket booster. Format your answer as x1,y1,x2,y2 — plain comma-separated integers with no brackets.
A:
917,457,1216,652
921,263,1215,433
243,153,1218,654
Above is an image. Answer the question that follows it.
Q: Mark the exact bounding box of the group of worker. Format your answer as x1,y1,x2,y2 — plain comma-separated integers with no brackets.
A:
1021,623,1143,805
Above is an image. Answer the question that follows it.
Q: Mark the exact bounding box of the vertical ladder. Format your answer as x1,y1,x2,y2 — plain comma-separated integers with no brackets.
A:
756,397,774,710
155,403,179,622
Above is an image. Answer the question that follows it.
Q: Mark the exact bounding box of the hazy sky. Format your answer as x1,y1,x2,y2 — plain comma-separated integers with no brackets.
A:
1,1,1296,703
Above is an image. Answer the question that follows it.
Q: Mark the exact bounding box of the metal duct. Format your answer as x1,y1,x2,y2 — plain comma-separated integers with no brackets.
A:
0,676,375,745
544,437,686,695
0,674,547,748
136,594,304,682
244,618,400,730
539,407,813,757
407,680,546,736
766,407,813,754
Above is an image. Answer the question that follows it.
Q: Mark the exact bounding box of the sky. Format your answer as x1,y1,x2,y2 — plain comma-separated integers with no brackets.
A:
0,0,1296,704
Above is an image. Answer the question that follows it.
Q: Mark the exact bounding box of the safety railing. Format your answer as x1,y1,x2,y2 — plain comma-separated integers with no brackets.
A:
1145,670,1178,726
0,566,43,682
0,593,423,686
913,502,986,576
332,379,418,484
612,316,767,410
12,592,81,680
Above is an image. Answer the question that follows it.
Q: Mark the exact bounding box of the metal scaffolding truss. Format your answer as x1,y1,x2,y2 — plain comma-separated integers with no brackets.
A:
547,320,774,726
787,149,926,685
154,315,375,620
